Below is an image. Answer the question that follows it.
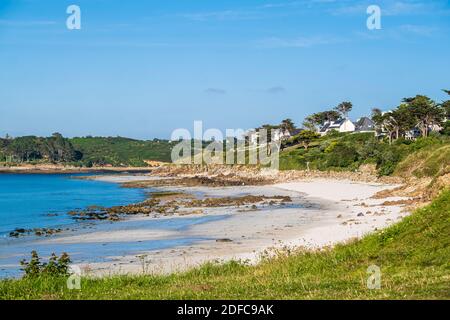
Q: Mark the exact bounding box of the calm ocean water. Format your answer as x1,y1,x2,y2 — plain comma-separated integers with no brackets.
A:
0,173,146,237
0,174,221,277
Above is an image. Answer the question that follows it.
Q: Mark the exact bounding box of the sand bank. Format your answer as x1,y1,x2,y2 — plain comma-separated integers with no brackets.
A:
58,178,410,277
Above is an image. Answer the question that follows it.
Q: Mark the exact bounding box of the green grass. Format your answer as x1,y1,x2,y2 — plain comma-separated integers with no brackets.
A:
394,144,450,178
2,189,449,300
70,136,176,167
279,132,450,177
0,135,176,167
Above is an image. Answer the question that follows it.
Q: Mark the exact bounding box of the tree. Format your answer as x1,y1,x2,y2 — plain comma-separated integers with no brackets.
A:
390,104,416,139
303,110,340,130
323,110,341,122
42,133,79,162
7,136,41,162
371,105,415,144
280,119,296,133
302,117,317,131
379,112,397,145
403,95,445,138
371,108,384,134
442,89,450,118
259,124,276,143
293,130,320,150
335,101,353,119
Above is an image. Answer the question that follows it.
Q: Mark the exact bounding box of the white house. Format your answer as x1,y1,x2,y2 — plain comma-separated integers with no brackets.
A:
246,128,299,144
247,130,259,145
319,119,355,136
272,128,292,142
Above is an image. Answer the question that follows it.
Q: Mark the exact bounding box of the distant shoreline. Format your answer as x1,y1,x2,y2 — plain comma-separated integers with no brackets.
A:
0,165,153,174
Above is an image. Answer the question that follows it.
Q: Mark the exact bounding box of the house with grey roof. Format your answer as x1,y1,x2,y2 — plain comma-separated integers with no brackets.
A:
354,117,375,133
319,119,355,136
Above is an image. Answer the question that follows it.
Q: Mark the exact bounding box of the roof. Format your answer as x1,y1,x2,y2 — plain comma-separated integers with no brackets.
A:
355,117,375,132
319,119,349,132
319,122,331,132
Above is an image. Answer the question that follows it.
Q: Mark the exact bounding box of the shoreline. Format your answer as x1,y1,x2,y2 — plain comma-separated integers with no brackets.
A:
60,176,410,277
0,165,153,174
0,171,412,279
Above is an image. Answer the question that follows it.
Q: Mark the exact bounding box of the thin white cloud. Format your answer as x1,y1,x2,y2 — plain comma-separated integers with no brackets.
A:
331,0,449,16
178,10,266,21
0,19,56,27
261,0,337,9
258,35,346,48
355,24,440,42
398,24,438,36
383,1,426,16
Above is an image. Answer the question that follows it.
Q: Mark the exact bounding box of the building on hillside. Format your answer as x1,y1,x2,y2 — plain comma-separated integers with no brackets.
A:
246,129,259,144
246,128,301,144
404,127,421,140
319,118,355,136
354,117,376,133
272,128,291,142
404,123,442,140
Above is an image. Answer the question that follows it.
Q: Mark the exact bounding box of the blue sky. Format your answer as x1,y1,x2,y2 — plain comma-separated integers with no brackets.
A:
1,0,449,139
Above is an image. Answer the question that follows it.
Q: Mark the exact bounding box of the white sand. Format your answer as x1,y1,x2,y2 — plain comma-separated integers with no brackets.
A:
41,229,178,244
67,179,410,277
274,180,408,248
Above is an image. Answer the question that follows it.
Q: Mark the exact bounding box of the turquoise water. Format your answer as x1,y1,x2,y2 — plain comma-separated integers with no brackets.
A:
0,174,146,236
0,174,222,278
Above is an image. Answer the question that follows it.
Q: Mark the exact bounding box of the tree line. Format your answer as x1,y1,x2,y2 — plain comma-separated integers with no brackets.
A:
302,101,353,131
0,133,81,163
371,91,449,143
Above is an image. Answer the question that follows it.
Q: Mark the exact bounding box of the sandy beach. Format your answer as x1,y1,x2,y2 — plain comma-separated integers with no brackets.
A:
37,175,410,277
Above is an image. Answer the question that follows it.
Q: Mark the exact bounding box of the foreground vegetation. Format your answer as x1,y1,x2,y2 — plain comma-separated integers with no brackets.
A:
1,189,449,300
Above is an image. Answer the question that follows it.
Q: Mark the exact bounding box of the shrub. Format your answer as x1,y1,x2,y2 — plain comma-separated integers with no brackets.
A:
441,120,450,136
410,136,442,151
20,251,71,277
325,144,358,168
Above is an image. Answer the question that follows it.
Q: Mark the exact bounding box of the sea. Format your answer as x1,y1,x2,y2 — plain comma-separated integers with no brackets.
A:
0,174,220,278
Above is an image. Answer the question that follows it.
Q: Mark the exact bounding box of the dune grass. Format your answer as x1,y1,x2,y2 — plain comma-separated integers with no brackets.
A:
394,144,450,178
1,189,449,300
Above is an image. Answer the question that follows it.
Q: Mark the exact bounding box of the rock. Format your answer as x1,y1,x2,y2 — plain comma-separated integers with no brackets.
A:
357,212,365,217
9,228,31,237
216,238,233,243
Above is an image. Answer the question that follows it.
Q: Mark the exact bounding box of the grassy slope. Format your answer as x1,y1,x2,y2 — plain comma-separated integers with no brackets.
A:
70,137,175,166
2,189,449,300
394,144,450,178
279,133,450,177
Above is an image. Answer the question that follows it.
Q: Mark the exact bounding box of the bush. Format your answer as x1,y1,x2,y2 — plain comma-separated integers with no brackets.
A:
441,120,450,136
410,136,442,151
325,144,358,168
20,251,71,278
279,131,449,177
